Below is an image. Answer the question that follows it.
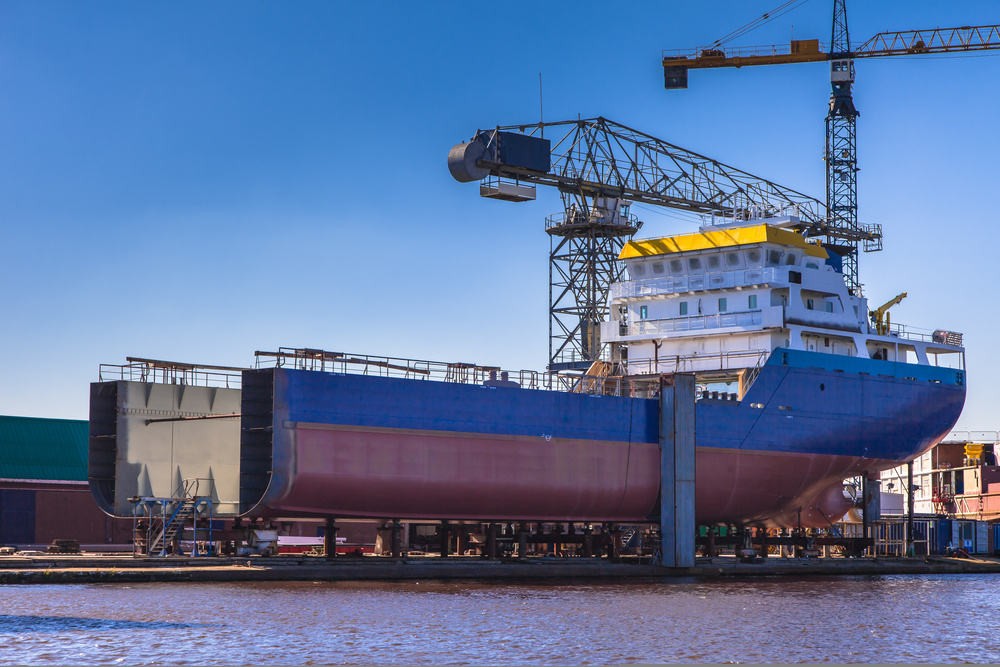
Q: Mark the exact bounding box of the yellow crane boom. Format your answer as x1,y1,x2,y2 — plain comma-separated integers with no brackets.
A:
662,25,1000,78
870,292,907,336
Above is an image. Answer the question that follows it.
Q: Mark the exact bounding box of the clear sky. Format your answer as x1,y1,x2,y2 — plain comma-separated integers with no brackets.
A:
1,0,997,431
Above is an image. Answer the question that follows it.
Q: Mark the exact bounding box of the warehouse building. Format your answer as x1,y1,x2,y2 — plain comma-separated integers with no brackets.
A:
0,415,130,548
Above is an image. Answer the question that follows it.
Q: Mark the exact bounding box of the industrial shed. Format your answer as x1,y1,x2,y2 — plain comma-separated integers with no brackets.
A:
0,415,129,547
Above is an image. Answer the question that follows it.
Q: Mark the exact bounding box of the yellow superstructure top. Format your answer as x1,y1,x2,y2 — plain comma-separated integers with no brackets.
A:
619,224,829,260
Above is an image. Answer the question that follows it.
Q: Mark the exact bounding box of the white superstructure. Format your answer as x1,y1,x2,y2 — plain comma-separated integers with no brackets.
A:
600,214,963,397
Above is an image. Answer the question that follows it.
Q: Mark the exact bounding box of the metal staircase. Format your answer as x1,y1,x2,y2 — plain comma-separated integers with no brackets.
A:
131,477,216,557
147,498,197,556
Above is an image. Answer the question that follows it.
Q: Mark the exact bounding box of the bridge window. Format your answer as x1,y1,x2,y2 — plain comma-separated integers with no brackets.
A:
726,252,742,267
688,257,702,272
748,294,757,309
651,261,665,275
670,259,683,274
767,249,783,266
708,255,722,270
718,297,727,312
806,298,815,310
785,253,798,266
746,248,762,265
631,263,646,277
826,301,834,313
680,302,688,316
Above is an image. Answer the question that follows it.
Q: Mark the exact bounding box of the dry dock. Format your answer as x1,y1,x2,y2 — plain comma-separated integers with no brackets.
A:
3,553,1000,584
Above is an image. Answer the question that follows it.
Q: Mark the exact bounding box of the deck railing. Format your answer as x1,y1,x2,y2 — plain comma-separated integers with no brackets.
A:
611,267,779,300
100,345,774,400
98,358,244,389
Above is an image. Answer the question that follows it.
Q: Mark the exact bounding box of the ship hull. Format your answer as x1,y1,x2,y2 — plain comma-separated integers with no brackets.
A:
243,349,965,528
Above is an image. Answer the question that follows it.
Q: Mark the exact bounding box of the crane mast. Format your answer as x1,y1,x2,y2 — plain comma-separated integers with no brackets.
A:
449,117,827,373
826,0,863,294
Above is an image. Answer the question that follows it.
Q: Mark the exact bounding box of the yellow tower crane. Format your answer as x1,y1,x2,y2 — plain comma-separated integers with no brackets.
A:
662,1,1000,296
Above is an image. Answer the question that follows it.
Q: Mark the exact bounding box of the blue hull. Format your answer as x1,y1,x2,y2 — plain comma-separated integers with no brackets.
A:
248,349,965,526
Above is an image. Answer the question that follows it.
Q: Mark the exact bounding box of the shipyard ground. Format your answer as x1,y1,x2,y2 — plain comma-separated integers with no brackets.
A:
3,553,1000,584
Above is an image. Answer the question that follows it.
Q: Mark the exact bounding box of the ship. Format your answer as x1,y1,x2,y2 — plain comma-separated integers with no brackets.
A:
89,210,966,531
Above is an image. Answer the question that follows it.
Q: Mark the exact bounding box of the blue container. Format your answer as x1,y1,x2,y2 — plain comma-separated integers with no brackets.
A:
936,519,953,554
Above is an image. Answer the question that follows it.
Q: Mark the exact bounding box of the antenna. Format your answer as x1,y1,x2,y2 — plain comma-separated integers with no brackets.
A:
538,73,544,138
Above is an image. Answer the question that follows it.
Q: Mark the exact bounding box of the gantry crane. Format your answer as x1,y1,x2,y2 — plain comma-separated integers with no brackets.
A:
662,1,1000,295
449,117,827,372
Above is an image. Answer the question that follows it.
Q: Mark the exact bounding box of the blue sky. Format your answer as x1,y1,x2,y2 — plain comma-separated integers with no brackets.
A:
1,0,998,430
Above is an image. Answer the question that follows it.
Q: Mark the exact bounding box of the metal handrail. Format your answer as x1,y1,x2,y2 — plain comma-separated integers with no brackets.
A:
624,349,769,377
627,310,764,337
255,348,542,390
612,267,778,300
99,363,242,389
888,323,964,347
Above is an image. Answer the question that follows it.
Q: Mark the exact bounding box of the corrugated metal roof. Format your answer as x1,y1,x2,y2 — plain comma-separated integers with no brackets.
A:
0,415,89,482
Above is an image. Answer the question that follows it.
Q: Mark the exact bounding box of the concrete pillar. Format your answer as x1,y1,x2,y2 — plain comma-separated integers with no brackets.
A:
324,518,338,561
660,373,696,567
391,519,402,558
605,523,618,561
907,460,915,556
486,523,497,560
582,525,593,558
705,526,717,558
440,520,450,558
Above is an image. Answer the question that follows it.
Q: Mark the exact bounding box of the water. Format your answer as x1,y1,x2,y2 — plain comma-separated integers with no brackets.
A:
0,575,997,664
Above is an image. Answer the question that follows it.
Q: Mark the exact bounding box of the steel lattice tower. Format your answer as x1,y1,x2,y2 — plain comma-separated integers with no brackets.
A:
825,0,861,294
547,199,639,372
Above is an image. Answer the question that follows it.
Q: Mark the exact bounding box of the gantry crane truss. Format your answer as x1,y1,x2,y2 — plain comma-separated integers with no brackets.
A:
449,116,834,372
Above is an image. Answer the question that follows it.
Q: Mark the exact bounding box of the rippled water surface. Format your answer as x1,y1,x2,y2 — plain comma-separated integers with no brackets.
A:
1,574,998,664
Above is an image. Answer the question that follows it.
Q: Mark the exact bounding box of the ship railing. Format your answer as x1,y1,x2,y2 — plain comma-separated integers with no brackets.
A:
626,310,764,337
552,373,662,398
624,348,769,378
611,267,778,300
254,348,543,390
944,431,1000,444
696,204,803,228
98,358,244,389
888,323,964,347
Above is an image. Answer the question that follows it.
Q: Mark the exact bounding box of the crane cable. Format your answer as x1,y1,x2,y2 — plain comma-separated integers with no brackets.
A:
709,0,816,48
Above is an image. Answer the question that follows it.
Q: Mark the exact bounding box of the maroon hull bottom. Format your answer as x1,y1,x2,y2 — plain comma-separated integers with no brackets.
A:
695,448,891,528
268,425,662,522
258,425,888,528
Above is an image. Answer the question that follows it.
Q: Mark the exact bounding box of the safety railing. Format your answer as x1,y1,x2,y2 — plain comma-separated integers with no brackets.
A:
612,267,778,300
624,349,769,377
99,358,244,389
945,431,1000,444
255,348,543,390
662,42,830,61
628,310,763,337
888,324,964,347
545,206,641,231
